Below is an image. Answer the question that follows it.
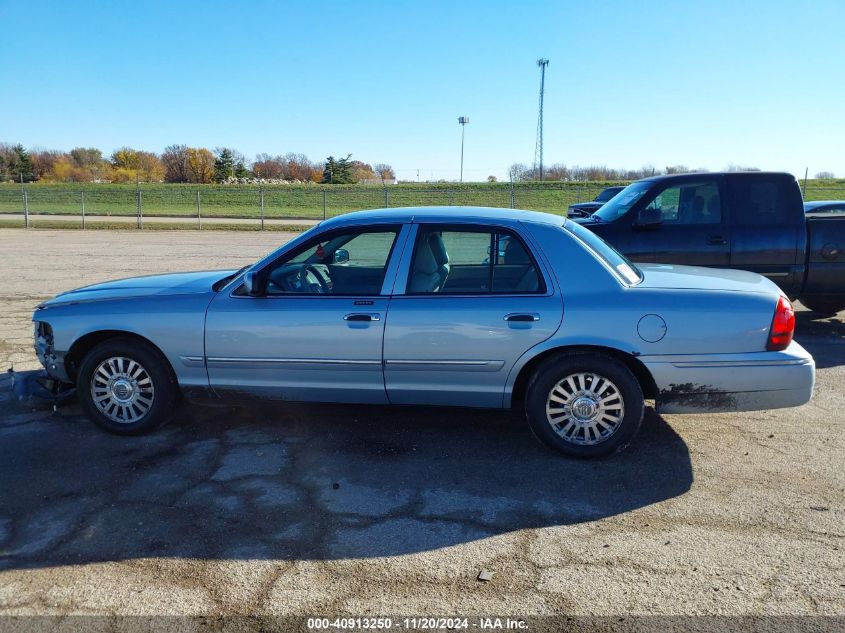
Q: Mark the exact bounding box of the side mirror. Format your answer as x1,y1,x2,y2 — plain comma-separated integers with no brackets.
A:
636,208,663,227
333,248,350,265
243,271,263,296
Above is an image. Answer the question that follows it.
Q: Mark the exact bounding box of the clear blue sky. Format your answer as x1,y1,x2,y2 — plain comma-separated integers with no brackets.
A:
1,0,842,181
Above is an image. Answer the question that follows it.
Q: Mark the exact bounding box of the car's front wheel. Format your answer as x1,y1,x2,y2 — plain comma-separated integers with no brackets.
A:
525,352,644,458
77,337,176,435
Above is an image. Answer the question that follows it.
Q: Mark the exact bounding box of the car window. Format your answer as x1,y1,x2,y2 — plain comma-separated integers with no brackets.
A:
644,181,722,224
407,227,543,295
731,176,798,224
563,220,642,285
262,227,399,295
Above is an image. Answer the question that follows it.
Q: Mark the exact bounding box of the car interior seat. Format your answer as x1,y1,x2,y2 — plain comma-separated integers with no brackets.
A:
689,195,707,223
409,233,449,293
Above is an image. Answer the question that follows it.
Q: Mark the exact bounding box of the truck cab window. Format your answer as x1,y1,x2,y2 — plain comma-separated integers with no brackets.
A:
645,181,722,225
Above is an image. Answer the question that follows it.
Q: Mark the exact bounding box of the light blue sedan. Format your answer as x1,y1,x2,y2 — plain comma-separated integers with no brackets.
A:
32,207,815,457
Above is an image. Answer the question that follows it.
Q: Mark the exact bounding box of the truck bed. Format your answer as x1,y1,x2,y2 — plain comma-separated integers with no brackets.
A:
803,214,845,296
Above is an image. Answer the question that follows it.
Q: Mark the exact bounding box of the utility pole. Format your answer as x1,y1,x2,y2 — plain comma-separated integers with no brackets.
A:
534,58,549,181
458,116,470,182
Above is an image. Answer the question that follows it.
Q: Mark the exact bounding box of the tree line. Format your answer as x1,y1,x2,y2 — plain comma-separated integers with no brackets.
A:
508,163,839,182
0,143,396,185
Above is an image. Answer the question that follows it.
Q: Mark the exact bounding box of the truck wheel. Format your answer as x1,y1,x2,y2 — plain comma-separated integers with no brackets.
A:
77,337,176,435
525,352,644,458
800,297,845,316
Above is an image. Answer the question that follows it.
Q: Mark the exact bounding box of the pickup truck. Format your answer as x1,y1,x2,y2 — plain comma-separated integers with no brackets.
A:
573,172,845,315
567,186,626,218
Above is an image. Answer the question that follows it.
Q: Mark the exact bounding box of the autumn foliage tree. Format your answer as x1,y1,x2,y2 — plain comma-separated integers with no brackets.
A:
110,147,165,182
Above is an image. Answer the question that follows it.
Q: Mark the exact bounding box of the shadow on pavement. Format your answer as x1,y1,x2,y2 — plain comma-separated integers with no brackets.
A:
0,375,692,570
795,309,845,369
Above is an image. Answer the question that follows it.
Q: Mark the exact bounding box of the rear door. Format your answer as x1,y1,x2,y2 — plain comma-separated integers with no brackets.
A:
383,223,562,408
726,173,806,295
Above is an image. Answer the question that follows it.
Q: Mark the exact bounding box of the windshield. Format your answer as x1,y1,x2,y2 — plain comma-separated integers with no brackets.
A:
563,220,642,285
592,182,651,222
594,187,623,203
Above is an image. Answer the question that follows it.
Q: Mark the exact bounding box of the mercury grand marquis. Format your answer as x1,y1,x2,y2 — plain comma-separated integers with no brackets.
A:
32,207,815,457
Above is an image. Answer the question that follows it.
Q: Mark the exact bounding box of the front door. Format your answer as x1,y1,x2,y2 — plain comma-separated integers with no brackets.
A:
383,224,562,408
638,177,731,267
205,224,405,403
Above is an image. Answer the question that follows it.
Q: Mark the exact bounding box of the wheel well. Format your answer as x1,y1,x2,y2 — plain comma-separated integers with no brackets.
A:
510,344,658,408
65,330,176,383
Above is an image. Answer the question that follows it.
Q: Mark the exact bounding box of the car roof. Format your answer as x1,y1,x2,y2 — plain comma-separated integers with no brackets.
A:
635,171,795,184
804,200,845,209
320,206,568,228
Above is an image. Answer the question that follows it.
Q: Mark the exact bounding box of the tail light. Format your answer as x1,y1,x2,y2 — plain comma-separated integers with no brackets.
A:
767,295,795,351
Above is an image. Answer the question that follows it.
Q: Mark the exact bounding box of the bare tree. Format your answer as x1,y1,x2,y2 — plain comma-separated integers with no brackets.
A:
373,163,396,184
815,171,836,179
162,145,190,183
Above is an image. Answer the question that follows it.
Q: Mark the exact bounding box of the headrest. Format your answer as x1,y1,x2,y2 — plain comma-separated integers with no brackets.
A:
504,238,531,265
414,240,438,274
429,233,449,265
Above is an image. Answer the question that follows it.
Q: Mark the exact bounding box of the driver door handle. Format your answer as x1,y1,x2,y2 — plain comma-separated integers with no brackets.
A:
504,313,540,322
344,313,380,322
707,235,728,245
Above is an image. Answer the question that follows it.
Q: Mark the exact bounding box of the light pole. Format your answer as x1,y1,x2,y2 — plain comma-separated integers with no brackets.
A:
458,116,469,182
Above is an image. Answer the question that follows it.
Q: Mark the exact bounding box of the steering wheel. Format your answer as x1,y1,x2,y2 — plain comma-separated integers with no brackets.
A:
298,264,330,293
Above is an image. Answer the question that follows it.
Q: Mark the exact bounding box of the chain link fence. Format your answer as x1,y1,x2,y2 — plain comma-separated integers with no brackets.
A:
0,180,842,229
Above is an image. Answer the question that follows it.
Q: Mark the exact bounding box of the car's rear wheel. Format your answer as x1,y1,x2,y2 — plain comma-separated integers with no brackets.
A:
800,296,845,317
525,352,644,458
77,337,176,435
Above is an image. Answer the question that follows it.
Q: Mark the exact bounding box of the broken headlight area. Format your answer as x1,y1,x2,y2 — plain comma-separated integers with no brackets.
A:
34,321,58,370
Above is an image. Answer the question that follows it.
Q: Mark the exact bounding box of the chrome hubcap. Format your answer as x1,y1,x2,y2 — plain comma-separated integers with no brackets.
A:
91,356,155,424
545,372,624,446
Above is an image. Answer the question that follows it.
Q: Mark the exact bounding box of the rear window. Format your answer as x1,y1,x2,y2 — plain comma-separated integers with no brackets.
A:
563,221,642,285
730,175,801,225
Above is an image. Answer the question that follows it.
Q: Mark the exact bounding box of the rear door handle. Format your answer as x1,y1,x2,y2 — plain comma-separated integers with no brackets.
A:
504,313,540,322
707,235,728,245
344,313,380,322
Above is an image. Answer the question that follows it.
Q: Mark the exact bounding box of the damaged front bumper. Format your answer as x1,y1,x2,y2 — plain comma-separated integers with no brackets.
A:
641,341,816,414
34,320,72,383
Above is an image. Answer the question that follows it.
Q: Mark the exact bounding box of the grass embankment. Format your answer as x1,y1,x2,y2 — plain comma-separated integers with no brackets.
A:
1,180,842,221
0,181,623,219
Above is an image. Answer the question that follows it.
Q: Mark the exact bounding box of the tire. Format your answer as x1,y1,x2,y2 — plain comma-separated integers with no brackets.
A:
77,337,176,435
525,352,644,458
800,296,845,317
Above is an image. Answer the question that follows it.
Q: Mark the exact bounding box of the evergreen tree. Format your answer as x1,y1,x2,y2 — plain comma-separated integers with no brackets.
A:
233,158,249,179
321,154,356,184
11,144,35,182
214,147,235,182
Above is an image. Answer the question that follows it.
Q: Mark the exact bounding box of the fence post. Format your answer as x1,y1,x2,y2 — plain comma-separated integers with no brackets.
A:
196,190,202,230
384,188,389,208
136,189,143,229
510,180,516,209
259,186,265,230
23,188,29,228
322,190,327,220
81,191,85,229
448,190,453,206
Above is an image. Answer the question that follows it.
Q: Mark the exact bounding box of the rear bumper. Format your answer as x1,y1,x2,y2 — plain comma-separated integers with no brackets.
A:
641,341,815,414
